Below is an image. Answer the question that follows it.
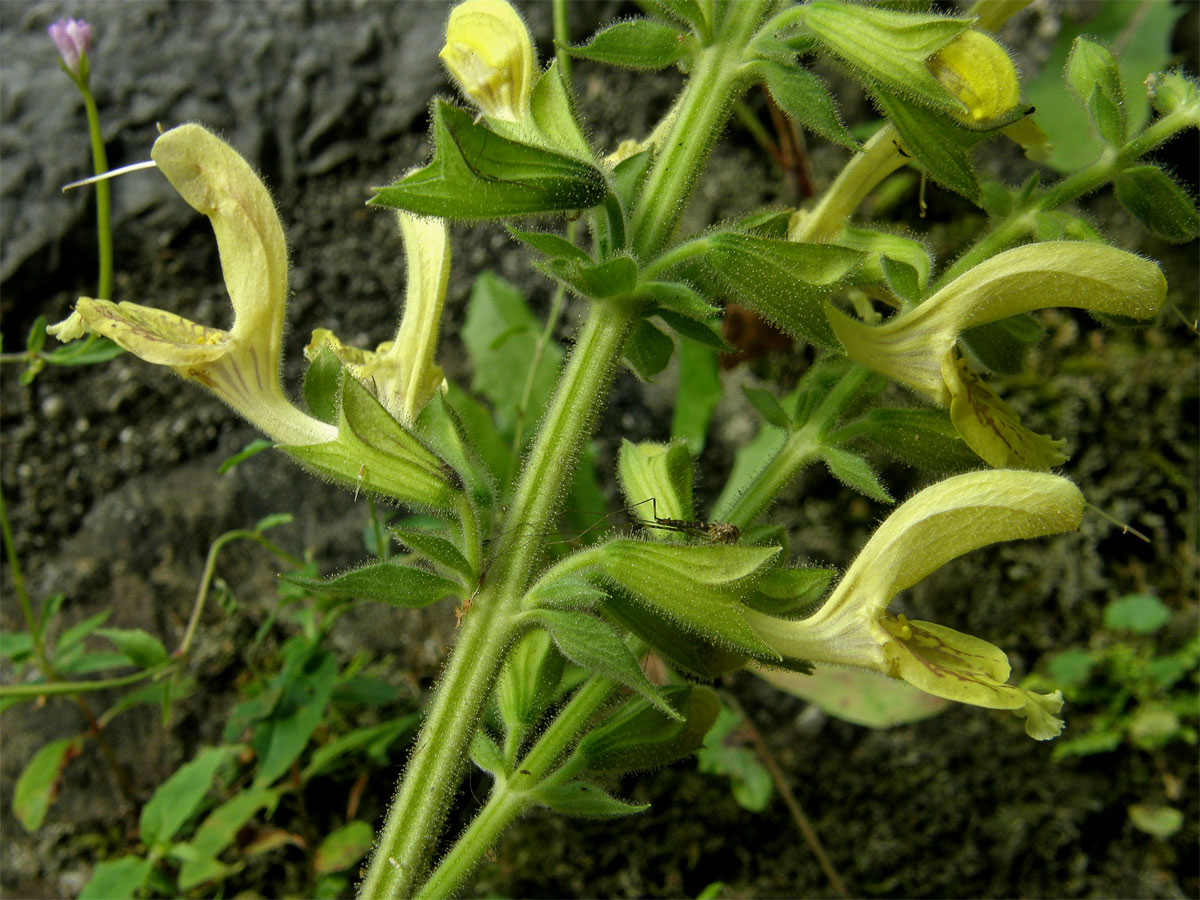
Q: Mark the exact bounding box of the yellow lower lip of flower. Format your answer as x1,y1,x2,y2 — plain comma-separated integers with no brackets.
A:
881,616,1065,740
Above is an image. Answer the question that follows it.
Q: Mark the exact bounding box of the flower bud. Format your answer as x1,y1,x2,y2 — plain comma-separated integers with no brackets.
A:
927,29,1021,128
47,17,91,77
440,0,535,123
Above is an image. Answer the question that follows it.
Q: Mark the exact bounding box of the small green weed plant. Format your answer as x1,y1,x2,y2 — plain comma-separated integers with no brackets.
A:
3,2,1197,898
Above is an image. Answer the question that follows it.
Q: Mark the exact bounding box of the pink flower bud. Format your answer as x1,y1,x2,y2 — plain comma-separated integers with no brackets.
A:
47,17,91,75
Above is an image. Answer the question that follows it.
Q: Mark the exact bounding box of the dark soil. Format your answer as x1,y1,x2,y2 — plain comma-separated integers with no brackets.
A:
2,2,1197,899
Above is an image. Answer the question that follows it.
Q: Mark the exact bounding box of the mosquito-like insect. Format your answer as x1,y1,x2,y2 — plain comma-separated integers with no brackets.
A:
628,497,741,544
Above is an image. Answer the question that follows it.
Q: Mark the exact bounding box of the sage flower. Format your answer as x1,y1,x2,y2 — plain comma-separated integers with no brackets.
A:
48,17,91,77
440,0,535,123
927,29,1021,129
306,212,451,425
825,241,1166,468
49,124,335,447
743,470,1084,739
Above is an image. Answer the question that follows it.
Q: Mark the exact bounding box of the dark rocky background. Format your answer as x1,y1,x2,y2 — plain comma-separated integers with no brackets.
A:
2,1,1197,898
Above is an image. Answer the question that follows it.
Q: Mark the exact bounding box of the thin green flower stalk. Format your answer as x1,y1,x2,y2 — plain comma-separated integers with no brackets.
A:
49,18,112,301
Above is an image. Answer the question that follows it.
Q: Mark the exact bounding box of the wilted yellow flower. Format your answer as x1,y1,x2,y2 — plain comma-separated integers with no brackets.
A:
744,469,1084,739
440,0,535,123
825,241,1166,468
49,124,335,447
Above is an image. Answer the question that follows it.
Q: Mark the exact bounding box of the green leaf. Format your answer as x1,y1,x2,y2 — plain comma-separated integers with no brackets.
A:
252,649,338,787
1046,649,1097,688
1103,594,1170,635
612,148,654,211
389,526,474,584
443,381,513,487
78,856,155,900
701,233,864,347
178,788,277,889
639,280,720,322
835,224,932,303
43,337,124,366
598,540,781,659
1023,1,1183,171
52,609,112,660
25,315,47,354
623,319,675,381
35,592,66,647
696,706,773,812
568,20,688,70
1114,166,1200,243
828,407,979,473
800,0,970,114
645,0,707,29
332,675,403,706
1128,804,1185,840
873,89,982,201
303,345,343,424
742,566,835,617
671,341,722,456
218,438,274,474
509,226,591,264
462,272,564,444
577,684,720,774
523,574,608,611
529,60,594,160
742,386,791,430
285,372,459,511
534,781,650,818
754,60,859,150
1066,37,1127,146
617,438,694,522
470,729,507,778
140,745,240,847
498,629,565,734
283,559,459,608
13,737,82,831
0,629,33,663
960,313,1045,376
757,665,949,728
526,608,677,718
819,447,893,503
537,254,639,300
301,717,417,781
655,310,727,351
314,821,374,874
370,100,607,219
95,627,168,669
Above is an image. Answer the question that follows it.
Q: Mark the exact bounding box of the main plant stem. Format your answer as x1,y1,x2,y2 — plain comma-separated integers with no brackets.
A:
630,0,770,260
360,303,633,899
361,7,773,894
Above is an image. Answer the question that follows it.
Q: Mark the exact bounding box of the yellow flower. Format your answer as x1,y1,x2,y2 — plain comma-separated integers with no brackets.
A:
307,212,451,425
927,29,1021,129
48,124,334,447
440,0,535,123
825,241,1166,468
743,469,1084,739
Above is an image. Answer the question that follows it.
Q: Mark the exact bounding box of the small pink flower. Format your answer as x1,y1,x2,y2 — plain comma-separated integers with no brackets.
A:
48,17,91,75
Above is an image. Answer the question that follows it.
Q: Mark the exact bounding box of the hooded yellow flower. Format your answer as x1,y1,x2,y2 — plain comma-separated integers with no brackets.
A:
440,0,535,123
306,212,451,425
48,124,335,447
825,241,1166,468
743,469,1084,739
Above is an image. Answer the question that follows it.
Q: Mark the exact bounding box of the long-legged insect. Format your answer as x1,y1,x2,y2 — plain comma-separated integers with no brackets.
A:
629,497,740,544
